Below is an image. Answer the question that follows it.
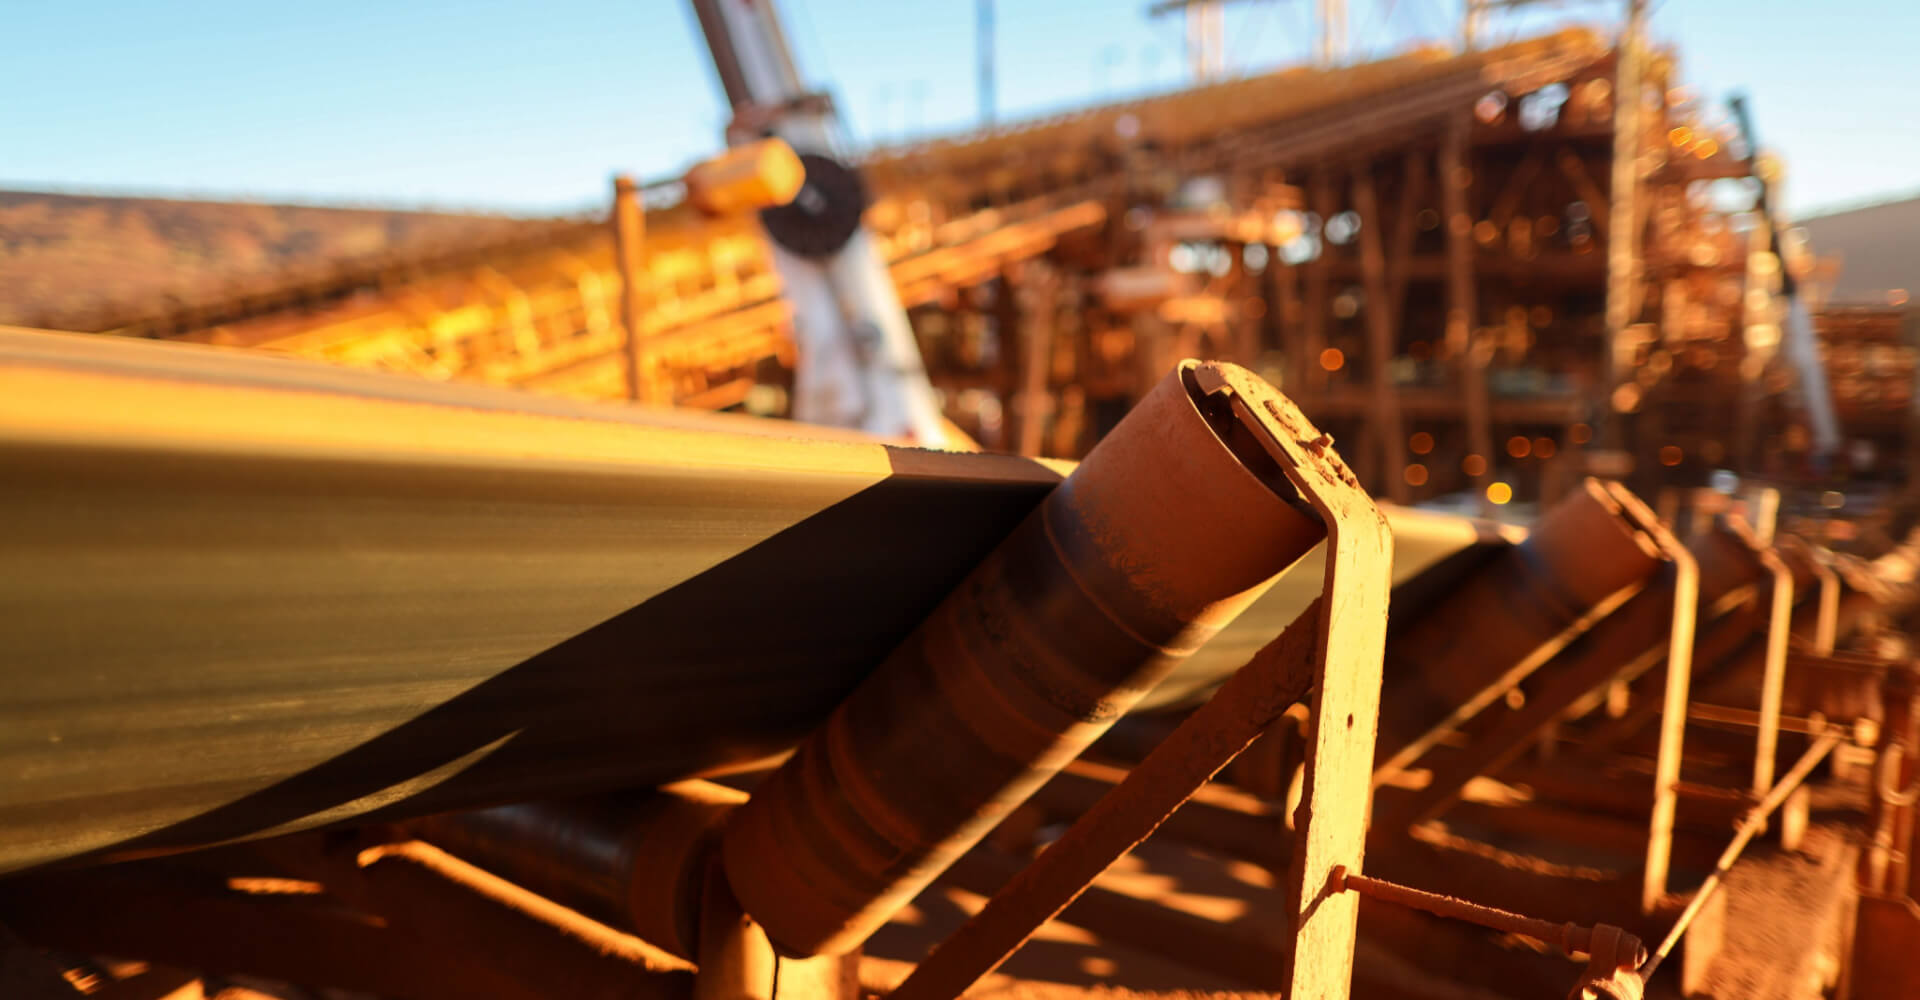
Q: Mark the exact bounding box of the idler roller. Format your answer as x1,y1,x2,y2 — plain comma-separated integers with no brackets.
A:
1374,478,1665,772
722,361,1327,956
409,781,743,962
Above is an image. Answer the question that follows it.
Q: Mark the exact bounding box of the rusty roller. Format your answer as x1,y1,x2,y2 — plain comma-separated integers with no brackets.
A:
1692,518,1768,604
1374,479,1666,774
721,360,1328,957
408,781,743,961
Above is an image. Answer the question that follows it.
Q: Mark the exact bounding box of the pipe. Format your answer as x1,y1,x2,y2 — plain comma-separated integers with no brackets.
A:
1335,869,1646,969
722,360,1328,956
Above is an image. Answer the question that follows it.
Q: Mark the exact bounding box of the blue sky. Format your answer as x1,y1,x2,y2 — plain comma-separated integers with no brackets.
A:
4,1,1914,217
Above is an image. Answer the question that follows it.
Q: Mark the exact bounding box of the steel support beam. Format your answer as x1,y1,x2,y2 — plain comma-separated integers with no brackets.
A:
886,361,1391,1000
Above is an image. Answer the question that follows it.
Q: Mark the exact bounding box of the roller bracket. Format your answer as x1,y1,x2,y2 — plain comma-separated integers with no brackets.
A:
889,361,1392,1000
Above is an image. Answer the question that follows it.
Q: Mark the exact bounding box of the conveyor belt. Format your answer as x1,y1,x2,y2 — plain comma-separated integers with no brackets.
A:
0,328,1497,872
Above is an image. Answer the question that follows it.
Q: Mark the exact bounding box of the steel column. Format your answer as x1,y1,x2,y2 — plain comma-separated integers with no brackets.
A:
1643,509,1701,914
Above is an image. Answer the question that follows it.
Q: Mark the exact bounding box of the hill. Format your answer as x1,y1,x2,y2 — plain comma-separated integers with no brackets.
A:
0,190,559,332
1798,193,1920,305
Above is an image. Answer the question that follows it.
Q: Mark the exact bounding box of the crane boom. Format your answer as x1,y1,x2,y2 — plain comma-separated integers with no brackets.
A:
689,0,950,446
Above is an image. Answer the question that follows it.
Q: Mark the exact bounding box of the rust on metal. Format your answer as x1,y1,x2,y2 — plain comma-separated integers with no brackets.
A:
1641,726,1846,980
722,359,1327,957
889,598,1327,1000
1567,518,1776,766
1851,894,1920,1000
409,780,745,961
934,841,1300,988
258,835,693,999
1375,486,1767,837
0,327,1491,874
888,360,1392,1000
693,857,776,1000
1208,360,1396,1000
0,25,1910,1000
1863,665,1919,897
1642,497,1701,914
412,782,860,999
1375,477,1664,779
1332,868,1647,969
1569,923,1648,1000
0,861,540,1000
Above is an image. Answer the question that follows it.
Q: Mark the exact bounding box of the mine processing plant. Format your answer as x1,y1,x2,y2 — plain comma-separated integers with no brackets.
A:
2,2,1918,999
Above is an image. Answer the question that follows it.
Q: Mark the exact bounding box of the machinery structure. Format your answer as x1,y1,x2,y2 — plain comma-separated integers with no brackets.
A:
3,314,1915,999
3,6,1919,1000
90,26,1882,516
